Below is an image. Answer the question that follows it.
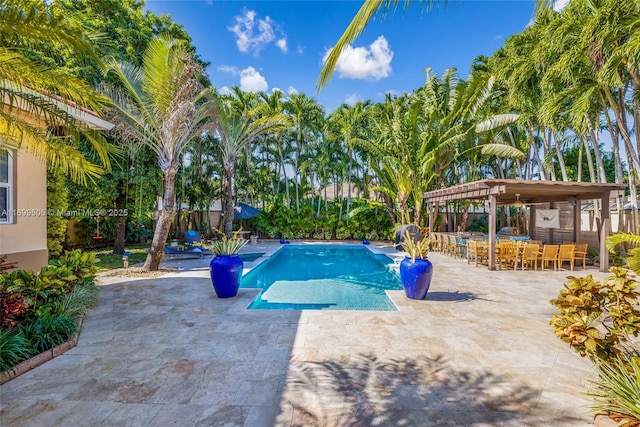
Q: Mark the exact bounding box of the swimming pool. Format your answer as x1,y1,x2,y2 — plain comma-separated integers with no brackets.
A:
240,244,402,310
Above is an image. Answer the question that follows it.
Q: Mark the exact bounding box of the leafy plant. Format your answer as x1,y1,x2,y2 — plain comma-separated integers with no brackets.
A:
126,219,151,243
53,250,99,281
606,232,640,273
20,314,77,354
0,289,30,328
59,283,99,318
206,229,248,255
550,268,640,361
0,328,30,371
587,354,640,424
400,229,433,263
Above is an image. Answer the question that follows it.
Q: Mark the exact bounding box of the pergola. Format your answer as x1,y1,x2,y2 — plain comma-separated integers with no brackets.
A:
423,179,626,271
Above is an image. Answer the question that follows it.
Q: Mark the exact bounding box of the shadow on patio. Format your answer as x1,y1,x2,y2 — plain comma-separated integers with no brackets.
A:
284,353,579,426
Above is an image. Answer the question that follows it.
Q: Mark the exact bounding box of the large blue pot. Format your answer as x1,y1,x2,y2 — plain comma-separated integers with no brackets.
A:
209,255,243,298
399,256,433,300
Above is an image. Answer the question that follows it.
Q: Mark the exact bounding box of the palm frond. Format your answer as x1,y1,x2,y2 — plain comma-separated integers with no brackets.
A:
475,114,520,133
480,143,525,160
317,0,441,90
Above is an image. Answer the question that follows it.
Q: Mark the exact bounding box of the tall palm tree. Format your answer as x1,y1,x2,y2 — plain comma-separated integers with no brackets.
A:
210,93,290,237
105,35,213,271
284,93,325,215
0,0,114,183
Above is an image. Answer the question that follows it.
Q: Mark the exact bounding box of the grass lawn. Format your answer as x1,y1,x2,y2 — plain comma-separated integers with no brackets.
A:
88,245,149,271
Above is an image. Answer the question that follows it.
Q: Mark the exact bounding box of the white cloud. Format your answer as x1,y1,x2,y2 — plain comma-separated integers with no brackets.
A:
217,65,239,74
287,86,298,95
344,93,362,106
228,9,287,55
217,65,268,93
296,45,304,54
324,35,393,81
239,66,268,92
553,0,570,11
276,38,288,53
218,86,232,96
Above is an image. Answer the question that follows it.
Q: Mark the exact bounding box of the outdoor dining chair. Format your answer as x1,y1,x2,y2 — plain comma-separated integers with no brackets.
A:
498,243,519,270
557,244,576,271
540,245,559,271
467,239,488,266
518,243,540,271
573,242,588,270
447,234,458,257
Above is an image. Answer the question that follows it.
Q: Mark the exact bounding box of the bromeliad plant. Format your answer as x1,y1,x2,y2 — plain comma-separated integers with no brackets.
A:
400,229,433,262
207,229,248,255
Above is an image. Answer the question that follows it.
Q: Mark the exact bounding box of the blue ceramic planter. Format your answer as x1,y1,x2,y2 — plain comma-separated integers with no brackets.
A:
399,256,433,300
209,255,243,298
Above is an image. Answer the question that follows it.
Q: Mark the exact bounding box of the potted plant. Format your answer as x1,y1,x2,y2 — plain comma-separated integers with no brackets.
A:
399,229,434,300
207,230,248,298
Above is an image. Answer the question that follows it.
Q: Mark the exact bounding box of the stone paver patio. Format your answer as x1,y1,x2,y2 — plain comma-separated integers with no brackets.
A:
0,241,609,426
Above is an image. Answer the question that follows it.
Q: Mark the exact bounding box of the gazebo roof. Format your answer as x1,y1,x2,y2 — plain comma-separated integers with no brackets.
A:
422,179,626,205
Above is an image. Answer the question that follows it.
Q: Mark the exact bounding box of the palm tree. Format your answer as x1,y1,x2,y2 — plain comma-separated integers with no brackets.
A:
210,93,290,237
284,93,325,215
105,35,213,271
0,0,114,183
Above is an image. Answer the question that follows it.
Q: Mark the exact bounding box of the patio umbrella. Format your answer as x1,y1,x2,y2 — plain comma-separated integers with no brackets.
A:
233,202,261,219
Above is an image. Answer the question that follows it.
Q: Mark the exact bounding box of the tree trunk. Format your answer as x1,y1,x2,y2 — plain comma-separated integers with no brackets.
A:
552,133,568,181
142,170,177,271
526,121,546,180
223,166,235,237
540,130,556,181
585,113,606,182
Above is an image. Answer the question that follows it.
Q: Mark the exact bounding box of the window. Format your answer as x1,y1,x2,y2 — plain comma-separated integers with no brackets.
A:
0,149,13,223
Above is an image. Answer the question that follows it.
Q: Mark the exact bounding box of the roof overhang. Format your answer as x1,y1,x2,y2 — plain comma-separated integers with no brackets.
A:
422,179,626,205
2,89,114,131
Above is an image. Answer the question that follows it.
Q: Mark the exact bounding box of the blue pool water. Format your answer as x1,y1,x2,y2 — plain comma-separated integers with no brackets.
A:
240,245,402,310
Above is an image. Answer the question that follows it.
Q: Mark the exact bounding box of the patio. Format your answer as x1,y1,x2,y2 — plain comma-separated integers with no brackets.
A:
0,241,611,426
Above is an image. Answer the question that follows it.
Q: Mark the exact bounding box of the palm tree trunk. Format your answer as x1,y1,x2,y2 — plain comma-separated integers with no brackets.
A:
143,170,177,271
581,135,596,183
585,113,607,183
223,167,235,237
540,130,556,181
577,138,583,183
526,121,546,180
552,133,568,181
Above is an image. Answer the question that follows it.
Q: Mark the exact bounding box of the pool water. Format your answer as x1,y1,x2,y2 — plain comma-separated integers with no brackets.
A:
240,245,402,310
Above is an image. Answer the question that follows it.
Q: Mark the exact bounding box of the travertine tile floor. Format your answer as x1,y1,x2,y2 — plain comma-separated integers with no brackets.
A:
1,241,610,426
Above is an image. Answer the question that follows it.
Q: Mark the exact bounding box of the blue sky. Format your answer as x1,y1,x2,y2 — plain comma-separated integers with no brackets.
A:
144,1,541,113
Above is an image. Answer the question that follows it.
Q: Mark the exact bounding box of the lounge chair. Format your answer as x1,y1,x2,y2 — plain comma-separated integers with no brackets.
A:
184,230,213,254
163,245,205,259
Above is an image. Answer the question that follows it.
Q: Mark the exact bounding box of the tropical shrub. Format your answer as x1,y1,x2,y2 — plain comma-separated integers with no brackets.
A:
126,219,151,243
0,328,30,372
549,268,640,361
53,250,99,282
19,313,77,355
550,233,640,424
0,251,100,374
253,197,393,240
